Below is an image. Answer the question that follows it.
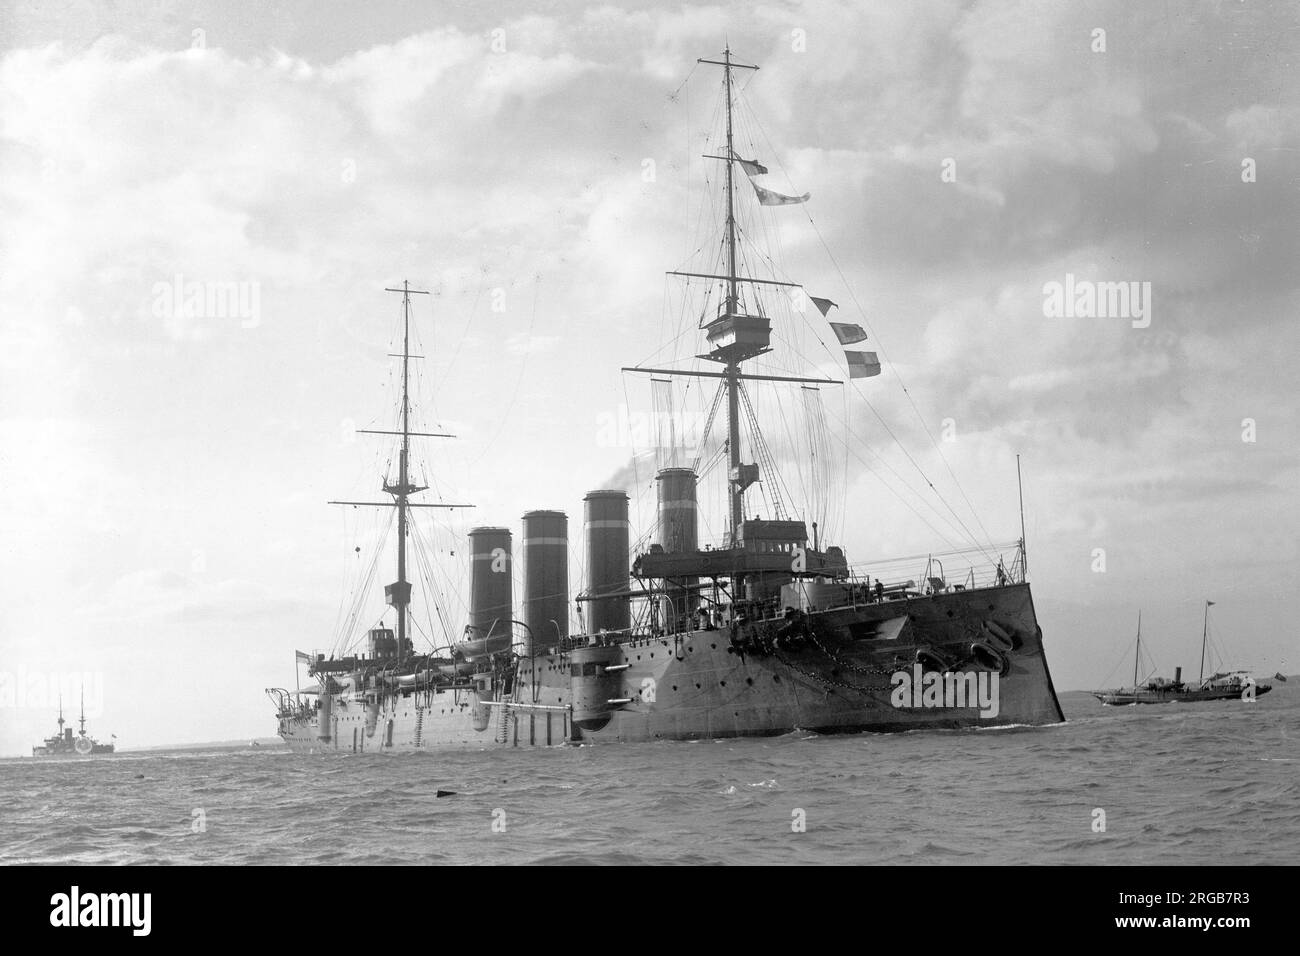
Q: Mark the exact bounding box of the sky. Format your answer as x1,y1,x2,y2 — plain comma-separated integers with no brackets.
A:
1,0,1297,754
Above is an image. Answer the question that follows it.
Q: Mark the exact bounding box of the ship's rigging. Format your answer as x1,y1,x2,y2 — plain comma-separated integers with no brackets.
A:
624,48,843,555
321,47,1022,667
622,47,1007,573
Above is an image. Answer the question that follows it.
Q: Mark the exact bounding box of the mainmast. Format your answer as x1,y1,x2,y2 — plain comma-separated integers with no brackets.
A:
328,281,474,659
78,685,85,735
383,281,427,654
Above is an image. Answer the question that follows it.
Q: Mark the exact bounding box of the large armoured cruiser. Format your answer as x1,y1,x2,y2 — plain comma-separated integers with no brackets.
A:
268,49,1065,753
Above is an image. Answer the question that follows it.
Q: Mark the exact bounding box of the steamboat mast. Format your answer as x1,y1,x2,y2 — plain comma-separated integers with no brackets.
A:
1199,600,1213,683
1134,612,1141,688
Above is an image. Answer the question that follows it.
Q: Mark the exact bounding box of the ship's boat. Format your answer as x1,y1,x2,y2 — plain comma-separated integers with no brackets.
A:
453,630,512,661
267,46,1067,754
393,670,436,687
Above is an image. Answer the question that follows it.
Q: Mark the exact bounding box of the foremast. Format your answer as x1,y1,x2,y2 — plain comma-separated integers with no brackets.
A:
719,46,746,545
625,47,839,554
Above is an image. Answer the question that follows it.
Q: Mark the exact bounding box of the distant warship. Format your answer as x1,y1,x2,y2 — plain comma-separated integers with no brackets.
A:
1094,604,1272,705
268,48,1065,753
32,689,115,756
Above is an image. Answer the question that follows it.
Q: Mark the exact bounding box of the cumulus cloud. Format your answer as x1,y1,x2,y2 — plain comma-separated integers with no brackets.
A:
1,0,1297,752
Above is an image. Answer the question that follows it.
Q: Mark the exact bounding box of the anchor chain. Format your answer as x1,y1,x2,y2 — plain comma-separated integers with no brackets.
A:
805,629,901,677
771,629,896,694
772,648,881,693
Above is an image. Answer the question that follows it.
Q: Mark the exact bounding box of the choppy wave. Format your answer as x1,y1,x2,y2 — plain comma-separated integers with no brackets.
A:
1,685,1296,864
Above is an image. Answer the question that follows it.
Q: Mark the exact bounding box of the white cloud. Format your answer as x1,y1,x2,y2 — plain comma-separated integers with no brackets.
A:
1,1,1297,752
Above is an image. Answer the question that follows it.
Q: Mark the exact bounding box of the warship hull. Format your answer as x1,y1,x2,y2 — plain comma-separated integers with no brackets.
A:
277,583,1062,753
275,54,1069,756
31,744,115,757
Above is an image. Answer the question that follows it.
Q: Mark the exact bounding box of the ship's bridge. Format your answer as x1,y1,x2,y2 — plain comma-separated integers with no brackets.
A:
739,519,806,552
632,519,848,580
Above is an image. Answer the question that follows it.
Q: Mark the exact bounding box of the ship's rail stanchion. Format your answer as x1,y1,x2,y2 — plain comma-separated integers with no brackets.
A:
841,541,1024,601
479,699,574,746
